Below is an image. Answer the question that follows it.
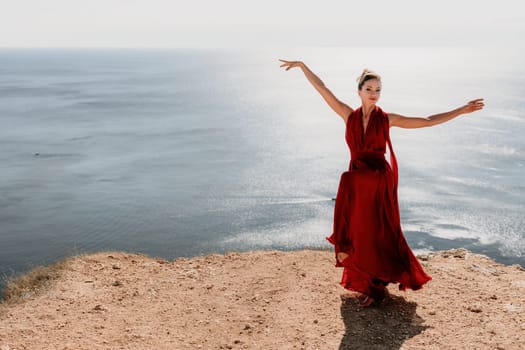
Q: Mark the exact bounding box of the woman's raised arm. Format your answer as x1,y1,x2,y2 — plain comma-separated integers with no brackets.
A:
388,99,485,129
279,59,353,122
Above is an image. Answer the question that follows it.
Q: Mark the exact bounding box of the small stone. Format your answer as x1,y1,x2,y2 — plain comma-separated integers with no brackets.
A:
243,324,251,330
93,305,106,311
511,281,525,288
429,311,436,315
313,319,318,324
112,280,122,287
467,305,482,313
512,264,525,271
504,303,522,312
112,265,121,270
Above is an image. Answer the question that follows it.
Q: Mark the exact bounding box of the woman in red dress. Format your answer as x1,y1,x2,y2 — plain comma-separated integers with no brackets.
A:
279,60,484,307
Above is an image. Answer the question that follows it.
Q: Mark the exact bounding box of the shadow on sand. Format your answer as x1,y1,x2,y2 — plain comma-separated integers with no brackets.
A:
338,293,429,350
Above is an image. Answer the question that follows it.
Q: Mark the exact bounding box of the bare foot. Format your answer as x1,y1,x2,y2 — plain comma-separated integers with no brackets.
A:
337,252,349,262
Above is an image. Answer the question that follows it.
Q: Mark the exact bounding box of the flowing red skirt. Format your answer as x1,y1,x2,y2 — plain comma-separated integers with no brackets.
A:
327,162,431,301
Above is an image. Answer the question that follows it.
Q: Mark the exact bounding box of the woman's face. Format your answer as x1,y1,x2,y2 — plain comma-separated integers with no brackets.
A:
358,78,381,105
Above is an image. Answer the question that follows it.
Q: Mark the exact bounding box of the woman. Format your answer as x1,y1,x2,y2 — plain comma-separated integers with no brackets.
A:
279,59,484,307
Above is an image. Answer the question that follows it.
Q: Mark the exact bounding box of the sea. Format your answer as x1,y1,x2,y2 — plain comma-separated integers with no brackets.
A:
0,47,524,297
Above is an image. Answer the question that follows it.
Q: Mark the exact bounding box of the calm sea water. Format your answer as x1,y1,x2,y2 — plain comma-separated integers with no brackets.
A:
0,47,524,296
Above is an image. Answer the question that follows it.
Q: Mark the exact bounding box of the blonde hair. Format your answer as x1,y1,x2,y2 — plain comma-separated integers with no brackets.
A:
356,69,381,90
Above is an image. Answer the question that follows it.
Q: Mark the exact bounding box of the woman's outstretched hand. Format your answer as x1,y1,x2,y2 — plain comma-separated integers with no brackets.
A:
279,59,304,71
461,98,485,114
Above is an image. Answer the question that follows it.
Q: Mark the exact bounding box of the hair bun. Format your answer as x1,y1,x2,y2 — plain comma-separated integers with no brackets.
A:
356,68,372,83
356,69,381,89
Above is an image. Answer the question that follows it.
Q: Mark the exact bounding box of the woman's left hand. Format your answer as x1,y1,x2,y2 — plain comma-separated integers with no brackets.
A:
461,98,485,114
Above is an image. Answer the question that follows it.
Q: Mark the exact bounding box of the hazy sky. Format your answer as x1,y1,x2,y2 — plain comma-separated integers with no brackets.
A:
0,0,523,48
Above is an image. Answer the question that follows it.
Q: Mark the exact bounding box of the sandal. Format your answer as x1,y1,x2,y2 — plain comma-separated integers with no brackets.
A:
358,296,375,307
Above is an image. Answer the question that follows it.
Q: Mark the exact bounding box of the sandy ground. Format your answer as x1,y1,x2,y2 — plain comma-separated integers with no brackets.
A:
0,248,524,350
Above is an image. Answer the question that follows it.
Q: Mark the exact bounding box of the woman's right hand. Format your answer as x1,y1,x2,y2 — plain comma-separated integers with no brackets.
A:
279,59,304,71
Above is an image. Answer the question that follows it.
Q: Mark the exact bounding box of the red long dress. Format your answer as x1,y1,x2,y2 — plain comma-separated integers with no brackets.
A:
327,105,431,302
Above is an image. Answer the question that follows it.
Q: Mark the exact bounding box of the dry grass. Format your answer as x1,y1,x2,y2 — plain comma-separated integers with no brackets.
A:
0,258,72,306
